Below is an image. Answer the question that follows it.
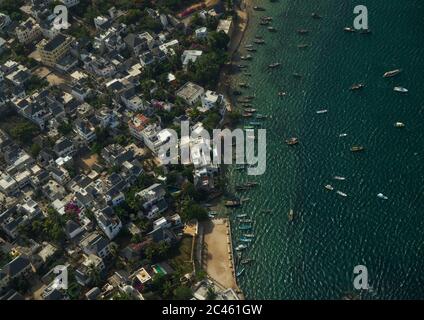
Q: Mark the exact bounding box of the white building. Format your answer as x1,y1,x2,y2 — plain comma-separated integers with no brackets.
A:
200,90,223,112
195,27,208,39
181,50,203,69
176,82,205,106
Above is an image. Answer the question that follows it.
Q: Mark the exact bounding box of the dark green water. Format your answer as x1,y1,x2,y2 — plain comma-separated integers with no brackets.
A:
228,0,424,299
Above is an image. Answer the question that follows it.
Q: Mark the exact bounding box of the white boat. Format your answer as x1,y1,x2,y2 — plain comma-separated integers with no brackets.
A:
235,244,247,251
339,133,348,137
336,191,348,197
325,184,334,191
377,193,388,200
316,109,328,114
334,176,346,181
393,86,408,93
394,122,405,128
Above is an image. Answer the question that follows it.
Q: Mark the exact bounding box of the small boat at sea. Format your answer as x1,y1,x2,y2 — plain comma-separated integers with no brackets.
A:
268,26,277,32
278,91,287,96
351,145,365,152
241,258,254,265
238,224,253,231
334,176,346,181
297,29,309,35
269,62,281,68
350,83,365,91
240,55,253,61
293,73,303,78
225,200,241,207
377,193,388,200
344,27,356,32
236,214,247,218
288,209,295,221
383,69,402,78
235,244,247,251
236,268,245,277
394,122,405,128
240,237,253,243
393,86,408,93
254,39,266,44
336,191,348,197
255,114,268,119
325,184,335,191
286,137,299,146
339,133,348,137
316,109,328,114
261,209,272,214
244,108,257,113
249,121,261,126
297,44,310,49
244,181,259,187
311,12,322,19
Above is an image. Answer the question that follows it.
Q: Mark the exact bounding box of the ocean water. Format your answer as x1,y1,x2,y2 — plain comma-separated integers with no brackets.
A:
228,0,424,299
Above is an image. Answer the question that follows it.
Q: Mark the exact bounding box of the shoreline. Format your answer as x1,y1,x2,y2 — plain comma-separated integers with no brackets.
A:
217,0,252,111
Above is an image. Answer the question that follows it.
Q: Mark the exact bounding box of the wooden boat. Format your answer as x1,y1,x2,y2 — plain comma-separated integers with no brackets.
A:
286,137,299,146
288,209,294,221
383,69,402,78
311,12,322,19
225,200,241,207
297,44,310,49
350,145,365,152
350,83,365,91
297,29,309,35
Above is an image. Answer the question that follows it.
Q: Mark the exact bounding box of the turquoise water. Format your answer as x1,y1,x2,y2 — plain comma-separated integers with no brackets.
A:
228,0,424,299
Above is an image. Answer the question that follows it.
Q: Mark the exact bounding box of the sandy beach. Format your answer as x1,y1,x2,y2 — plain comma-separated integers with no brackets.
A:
201,219,237,290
